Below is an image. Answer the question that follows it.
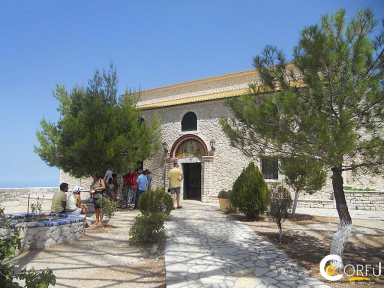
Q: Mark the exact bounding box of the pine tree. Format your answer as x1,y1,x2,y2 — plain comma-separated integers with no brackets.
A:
222,9,384,255
35,65,160,177
280,156,326,215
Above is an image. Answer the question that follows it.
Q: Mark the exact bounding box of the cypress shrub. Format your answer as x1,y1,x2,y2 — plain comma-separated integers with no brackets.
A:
129,187,172,244
138,186,173,216
128,213,166,244
229,162,269,219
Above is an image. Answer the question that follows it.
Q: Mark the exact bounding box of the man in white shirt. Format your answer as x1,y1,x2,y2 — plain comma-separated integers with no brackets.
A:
104,168,113,197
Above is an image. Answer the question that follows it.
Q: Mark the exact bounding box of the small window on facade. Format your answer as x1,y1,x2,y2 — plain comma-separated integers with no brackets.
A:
261,157,278,180
181,112,197,131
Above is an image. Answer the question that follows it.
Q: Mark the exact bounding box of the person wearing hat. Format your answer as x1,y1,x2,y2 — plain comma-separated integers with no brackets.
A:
75,186,89,214
65,185,82,215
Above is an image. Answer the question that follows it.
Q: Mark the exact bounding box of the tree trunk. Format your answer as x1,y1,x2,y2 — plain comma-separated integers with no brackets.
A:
330,166,353,257
291,189,300,216
278,222,282,243
331,167,352,225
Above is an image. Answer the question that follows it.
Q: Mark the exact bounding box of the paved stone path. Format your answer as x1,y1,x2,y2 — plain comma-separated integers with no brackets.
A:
165,201,330,288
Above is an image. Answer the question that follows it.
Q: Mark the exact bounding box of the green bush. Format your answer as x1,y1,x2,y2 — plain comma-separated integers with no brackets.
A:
230,162,269,219
128,213,166,244
269,185,293,243
138,187,173,216
129,187,172,245
96,197,118,218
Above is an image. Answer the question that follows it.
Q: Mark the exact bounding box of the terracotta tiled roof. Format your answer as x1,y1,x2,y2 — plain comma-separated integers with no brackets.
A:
140,70,257,94
137,64,298,110
138,88,249,110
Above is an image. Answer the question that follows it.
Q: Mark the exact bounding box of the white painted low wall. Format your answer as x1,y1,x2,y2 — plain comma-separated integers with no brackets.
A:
297,191,384,211
0,218,85,254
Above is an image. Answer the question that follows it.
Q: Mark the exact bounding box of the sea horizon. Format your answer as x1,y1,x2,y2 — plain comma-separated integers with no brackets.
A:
0,180,59,189
0,186,57,189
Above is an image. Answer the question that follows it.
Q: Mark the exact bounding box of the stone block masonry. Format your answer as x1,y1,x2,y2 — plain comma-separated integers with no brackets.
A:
346,192,384,211
297,191,384,211
19,221,84,251
0,214,85,255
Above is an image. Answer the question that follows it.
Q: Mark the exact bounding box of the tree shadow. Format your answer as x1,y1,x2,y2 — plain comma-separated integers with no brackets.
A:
15,210,166,287
164,204,324,287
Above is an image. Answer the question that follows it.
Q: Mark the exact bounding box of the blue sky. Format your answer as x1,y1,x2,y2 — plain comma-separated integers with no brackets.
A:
0,0,383,188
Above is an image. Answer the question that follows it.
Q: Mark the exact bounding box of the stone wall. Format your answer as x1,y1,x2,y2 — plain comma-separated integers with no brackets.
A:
142,99,384,209
142,100,250,197
297,191,384,211
346,192,384,211
19,221,84,251
0,221,84,254
59,172,94,192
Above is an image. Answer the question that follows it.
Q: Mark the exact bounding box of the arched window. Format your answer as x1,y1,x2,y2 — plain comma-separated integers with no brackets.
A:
181,112,197,131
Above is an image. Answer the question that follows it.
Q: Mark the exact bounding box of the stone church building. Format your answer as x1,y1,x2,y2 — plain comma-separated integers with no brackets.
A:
139,70,260,202
60,69,384,210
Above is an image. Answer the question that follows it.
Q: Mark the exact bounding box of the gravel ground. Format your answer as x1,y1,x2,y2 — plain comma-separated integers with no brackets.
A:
240,213,384,288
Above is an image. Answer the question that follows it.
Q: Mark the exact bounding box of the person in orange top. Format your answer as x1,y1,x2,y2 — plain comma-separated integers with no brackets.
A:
130,171,138,206
123,171,138,205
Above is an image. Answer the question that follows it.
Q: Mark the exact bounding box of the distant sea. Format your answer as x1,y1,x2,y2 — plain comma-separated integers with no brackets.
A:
1,166,59,189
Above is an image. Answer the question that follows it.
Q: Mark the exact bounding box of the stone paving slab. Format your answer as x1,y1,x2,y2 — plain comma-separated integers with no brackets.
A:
165,201,330,288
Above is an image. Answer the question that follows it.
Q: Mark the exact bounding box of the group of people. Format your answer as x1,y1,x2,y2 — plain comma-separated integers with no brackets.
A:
122,169,152,209
50,183,88,217
90,164,183,211
122,164,183,210
50,163,184,226
50,170,117,227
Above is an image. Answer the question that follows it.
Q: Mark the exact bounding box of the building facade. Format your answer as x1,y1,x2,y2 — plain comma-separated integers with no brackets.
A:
139,70,265,202
60,69,384,209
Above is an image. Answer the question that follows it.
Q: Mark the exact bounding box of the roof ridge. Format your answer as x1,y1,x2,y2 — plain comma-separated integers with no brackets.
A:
141,69,257,94
138,87,250,110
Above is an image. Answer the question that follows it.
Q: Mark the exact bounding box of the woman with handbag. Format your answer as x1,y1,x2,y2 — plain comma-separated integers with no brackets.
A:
90,174,106,226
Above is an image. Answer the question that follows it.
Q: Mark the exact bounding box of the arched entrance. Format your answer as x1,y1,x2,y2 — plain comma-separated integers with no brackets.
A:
166,134,213,202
